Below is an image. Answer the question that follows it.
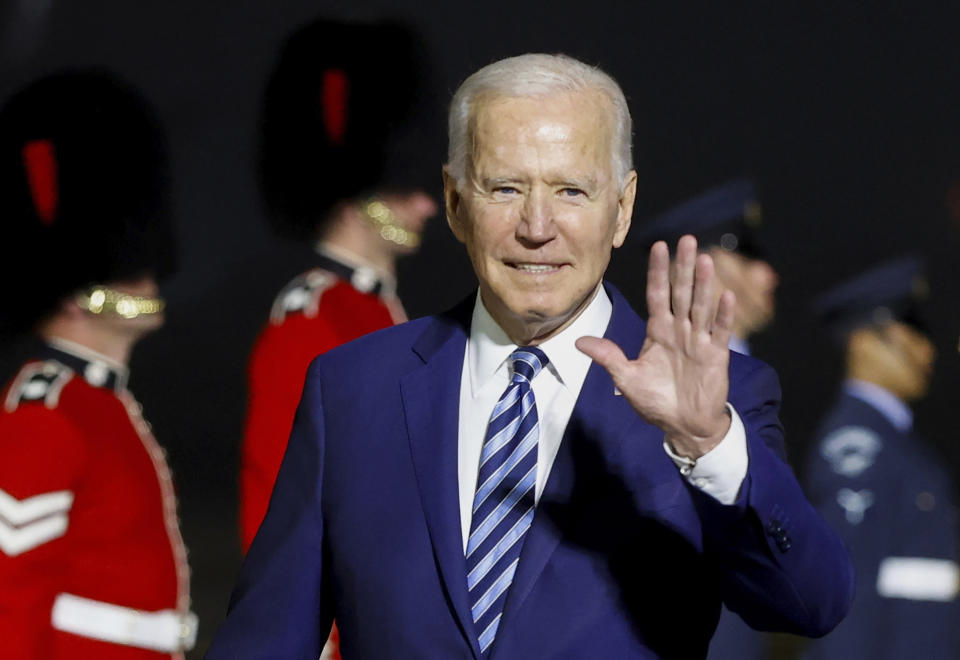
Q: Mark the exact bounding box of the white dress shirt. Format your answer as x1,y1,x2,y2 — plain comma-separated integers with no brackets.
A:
457,286,749,549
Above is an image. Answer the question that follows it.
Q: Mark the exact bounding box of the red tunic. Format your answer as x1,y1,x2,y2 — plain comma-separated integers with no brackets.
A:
240,266,404,551
240,260,404,660
0,342,193,659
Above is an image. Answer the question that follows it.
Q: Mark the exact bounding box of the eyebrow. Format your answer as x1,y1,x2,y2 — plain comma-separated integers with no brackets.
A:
482,177,525,188
548,176,598,190
481,176,599,190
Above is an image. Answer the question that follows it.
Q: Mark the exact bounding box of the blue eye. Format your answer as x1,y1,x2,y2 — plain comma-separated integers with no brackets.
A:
494,186,519,195
561,188,585,198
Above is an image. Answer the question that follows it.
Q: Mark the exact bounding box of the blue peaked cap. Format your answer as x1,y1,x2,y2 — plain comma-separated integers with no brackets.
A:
814,256,929,339
634,178,765,257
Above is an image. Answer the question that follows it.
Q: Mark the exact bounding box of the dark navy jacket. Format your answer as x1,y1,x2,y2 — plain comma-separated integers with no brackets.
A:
208,284,853,659
804,390,960,660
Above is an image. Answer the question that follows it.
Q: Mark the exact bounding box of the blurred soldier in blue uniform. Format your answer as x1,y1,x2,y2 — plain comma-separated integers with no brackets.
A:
803,256,960,660
638,179,779,660
637,179,778,358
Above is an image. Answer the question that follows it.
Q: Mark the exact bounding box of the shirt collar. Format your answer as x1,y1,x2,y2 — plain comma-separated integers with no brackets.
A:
466,284,613,397
728,335,751,356
844,378,913,432
42,337,129,392
314,242,397,297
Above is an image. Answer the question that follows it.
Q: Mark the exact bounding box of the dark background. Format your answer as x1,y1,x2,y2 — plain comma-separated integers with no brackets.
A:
3,1,960,655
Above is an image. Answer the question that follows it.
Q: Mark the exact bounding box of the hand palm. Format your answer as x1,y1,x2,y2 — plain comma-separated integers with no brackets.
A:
577,236,734,457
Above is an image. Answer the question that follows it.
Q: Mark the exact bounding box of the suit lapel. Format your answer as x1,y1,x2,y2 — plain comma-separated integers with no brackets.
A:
400,299,481,659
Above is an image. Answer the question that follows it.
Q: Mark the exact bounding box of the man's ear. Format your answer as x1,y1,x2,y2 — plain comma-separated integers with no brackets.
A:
442,166,467,244
612,170,637,248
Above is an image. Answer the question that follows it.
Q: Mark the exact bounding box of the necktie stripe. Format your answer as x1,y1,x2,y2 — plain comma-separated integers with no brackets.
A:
477,614,502,652
482,388,532,453
471,428,537,515
488,385,522,424
479,392,535,469
466,346,548,657
467,506,535,590
471,557,520,620
511,353,542,378
467,465,536,557
476,412,538,489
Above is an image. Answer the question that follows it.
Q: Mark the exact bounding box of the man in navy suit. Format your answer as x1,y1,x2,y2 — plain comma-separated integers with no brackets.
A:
207,53,853,659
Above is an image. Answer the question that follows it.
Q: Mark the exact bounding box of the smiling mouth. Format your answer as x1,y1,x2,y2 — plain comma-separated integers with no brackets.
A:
508,262,564,273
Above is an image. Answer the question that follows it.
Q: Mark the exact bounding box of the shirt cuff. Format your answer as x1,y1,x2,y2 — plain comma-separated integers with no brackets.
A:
662,403,748,505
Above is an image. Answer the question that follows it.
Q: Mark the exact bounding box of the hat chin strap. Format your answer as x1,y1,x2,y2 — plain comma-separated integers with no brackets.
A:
361,198,420,248
75,286,165,319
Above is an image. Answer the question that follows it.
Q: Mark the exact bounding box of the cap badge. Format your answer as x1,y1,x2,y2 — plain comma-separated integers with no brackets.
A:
743,200,763,227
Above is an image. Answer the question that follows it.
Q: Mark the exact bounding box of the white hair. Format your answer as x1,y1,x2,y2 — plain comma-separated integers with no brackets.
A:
446,53,633,187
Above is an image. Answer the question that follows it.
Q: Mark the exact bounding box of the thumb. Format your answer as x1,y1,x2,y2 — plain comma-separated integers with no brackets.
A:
575,336,629,380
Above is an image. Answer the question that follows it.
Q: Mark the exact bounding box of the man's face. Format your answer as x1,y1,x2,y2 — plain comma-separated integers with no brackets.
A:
443,91,636,344
710,248,778,339
874,321,936,401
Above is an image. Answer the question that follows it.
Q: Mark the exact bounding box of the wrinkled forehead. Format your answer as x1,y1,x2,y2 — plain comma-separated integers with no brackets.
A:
467,89,616,170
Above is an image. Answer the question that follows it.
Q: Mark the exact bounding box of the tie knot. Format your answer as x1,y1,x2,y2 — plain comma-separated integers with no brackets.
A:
510,346,549,383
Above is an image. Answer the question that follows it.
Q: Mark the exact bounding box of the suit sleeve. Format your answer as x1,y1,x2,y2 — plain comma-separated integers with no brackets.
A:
0,405,87,659
209,358,333,659
692,361,855,637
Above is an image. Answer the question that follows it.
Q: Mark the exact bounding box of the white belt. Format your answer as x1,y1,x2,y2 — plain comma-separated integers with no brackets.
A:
876,557,960,601
51,592,197,652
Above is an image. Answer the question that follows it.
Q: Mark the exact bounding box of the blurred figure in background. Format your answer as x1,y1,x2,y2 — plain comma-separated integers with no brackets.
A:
639,178,779,660
804,257,960,659
638,179,778,358
239,19,436,659
0,72,195,658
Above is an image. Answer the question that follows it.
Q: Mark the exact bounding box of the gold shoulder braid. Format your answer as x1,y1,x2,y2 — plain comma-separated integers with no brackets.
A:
75,286,165,319
361,198,420,248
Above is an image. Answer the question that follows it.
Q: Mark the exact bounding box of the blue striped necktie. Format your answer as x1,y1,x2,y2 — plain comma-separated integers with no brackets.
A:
466,346,549,657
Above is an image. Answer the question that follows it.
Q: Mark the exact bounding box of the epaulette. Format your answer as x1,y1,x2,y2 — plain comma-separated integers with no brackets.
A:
3,360,74,412
269,268,337,324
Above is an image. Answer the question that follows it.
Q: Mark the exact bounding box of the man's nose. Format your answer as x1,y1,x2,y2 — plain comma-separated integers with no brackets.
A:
517,190,556,243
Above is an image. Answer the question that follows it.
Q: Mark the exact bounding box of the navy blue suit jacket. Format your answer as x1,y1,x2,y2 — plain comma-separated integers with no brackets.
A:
208,284,853,659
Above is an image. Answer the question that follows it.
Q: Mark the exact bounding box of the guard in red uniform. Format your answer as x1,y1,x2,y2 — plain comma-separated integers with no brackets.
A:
240,19,436,549
240,21,437,658
0,72,195,658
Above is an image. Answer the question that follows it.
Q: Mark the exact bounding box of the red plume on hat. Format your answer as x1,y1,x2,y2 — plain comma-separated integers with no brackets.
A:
21,139,59,225
257,18,422,239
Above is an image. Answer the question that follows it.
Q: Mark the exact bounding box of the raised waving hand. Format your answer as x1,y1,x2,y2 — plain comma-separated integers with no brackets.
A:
577,235,735,459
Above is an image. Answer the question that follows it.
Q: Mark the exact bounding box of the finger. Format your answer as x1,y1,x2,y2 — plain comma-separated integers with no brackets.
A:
690,252,716,334
711,289,736,348
646,241,671,319
671,235,697,321
576,336,630,381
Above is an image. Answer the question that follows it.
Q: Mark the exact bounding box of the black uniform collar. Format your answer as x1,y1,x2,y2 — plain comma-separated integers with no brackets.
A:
314,244,396,297
39,338,129,392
